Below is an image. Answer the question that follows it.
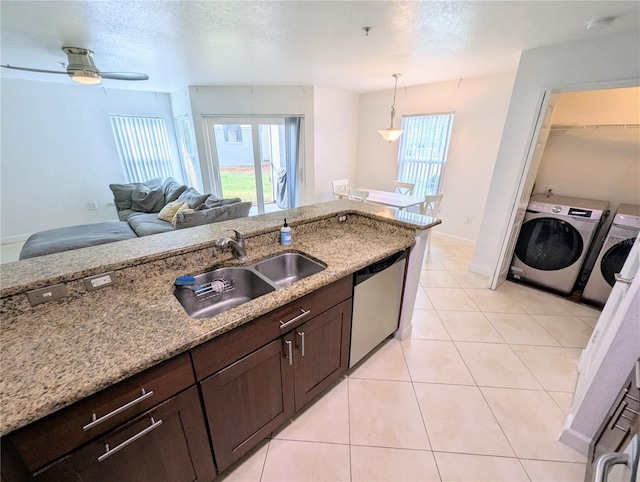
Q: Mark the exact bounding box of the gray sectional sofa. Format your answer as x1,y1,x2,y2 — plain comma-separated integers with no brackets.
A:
19,178,251,259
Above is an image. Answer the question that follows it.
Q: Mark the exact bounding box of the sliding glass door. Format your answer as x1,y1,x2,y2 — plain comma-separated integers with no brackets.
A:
203,117,297,215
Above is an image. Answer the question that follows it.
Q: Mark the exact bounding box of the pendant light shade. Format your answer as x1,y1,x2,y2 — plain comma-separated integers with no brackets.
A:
378,73,403,143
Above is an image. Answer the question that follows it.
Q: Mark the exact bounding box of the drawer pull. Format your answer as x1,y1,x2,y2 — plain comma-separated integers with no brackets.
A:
98,416,163,462
608,401,627,431
84,388,154,431
279,309,311,330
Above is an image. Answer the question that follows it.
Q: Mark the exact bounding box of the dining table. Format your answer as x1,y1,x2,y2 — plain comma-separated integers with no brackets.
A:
337,188,425,211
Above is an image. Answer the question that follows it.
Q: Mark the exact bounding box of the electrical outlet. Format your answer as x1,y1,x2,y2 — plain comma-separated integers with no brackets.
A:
88,201,99,210
465,216,473,224
337,215,347,223
26,284,67,306
84,272,116,291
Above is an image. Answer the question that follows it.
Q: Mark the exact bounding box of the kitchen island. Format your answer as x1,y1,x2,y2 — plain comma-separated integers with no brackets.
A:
0,199,439,479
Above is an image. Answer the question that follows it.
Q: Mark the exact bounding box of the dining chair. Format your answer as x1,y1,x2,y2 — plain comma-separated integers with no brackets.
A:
332,179,349,199
421,193,443,252
348,188,369,202
394,181,415,195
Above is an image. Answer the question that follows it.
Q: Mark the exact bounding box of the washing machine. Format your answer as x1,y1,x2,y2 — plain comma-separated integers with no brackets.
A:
581,203,640,305
510,193,610,295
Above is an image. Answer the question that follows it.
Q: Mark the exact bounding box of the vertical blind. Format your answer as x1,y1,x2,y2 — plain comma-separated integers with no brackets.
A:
396,113,454,197
110,116,175,183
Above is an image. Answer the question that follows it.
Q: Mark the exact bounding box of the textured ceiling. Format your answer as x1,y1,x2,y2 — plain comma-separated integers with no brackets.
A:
1,1,639,93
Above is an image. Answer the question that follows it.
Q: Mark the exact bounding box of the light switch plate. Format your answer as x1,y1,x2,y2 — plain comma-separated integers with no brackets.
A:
26,284,67,306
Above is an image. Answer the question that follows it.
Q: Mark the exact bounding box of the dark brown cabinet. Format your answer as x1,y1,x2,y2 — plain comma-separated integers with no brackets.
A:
585,359,640,482
33,386,215,482
2,276,354,481
201,339,295,472
194,277,353,473
2,353,215,482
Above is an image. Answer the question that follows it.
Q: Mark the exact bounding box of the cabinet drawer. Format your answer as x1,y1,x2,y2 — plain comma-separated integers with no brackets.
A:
192,276,353,380
33,386,215,482
8,352,195,472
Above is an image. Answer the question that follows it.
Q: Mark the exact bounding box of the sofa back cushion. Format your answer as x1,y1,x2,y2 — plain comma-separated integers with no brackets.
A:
177,187,210,209
109,178,162,210
131,185,166,213
175,201,252,230
163,178,188,204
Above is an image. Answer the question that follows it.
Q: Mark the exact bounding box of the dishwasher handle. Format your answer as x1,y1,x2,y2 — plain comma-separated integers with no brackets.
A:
355,249,408,285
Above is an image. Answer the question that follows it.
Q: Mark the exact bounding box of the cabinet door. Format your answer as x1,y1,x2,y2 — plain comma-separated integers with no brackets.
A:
33,386,215,482
293,298,352,411
201,338,294,473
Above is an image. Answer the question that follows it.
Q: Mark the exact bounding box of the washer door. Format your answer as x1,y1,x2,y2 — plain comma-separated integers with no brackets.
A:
601,238,635,286
515,217,584,271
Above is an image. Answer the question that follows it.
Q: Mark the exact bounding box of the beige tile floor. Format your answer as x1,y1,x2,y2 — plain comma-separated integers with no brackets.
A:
217,236,601,482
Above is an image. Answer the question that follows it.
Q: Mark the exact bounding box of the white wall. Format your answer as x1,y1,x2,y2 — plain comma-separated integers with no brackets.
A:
186,86,316,206
473,30,640,276
552,87,640,125
356,73,516,243
0,78,179,243
313,86,360,201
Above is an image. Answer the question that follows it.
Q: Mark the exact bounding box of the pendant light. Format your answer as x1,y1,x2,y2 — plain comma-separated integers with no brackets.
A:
377,73,404,143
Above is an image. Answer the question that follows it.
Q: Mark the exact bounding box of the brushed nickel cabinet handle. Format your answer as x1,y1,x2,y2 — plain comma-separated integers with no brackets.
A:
98,416,163,462
84,388,154,431
279,309,311,330
297,331,305,356
593,452,629,482
609,401,628,431
284,340,293,365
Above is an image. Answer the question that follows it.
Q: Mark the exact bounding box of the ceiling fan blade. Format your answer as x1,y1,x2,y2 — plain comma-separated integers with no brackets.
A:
101,72,149,81
1,64,68,75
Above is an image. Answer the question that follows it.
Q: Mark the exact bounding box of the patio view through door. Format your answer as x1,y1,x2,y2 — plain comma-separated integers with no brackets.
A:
203,117,296,215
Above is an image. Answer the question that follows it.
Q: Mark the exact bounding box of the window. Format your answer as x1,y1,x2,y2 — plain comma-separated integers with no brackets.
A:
174,116,200,190
110,115,175,183
396,113,454,197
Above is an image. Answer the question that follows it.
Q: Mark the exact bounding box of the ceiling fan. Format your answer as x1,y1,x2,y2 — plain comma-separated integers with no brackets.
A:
1,46,149,85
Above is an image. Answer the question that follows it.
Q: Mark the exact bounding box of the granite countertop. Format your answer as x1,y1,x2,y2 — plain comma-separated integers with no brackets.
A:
0,200,440,436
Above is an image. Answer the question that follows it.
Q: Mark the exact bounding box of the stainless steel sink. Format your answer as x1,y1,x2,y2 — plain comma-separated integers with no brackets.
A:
254,252,326,288
174,252,326,318
173,267,275,319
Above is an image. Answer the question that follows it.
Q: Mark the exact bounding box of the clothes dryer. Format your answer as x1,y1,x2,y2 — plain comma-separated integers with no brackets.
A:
510,194,609,295
581,203,640,306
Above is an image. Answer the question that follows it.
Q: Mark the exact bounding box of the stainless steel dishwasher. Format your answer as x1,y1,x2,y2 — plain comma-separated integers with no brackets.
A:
350,249,408,368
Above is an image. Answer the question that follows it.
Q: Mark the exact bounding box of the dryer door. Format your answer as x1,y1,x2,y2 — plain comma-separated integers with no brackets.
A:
601,238,636,287
514,217,583,270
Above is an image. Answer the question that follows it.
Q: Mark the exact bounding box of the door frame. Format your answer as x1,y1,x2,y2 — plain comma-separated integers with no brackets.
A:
489,78,640,290
202,116,285,214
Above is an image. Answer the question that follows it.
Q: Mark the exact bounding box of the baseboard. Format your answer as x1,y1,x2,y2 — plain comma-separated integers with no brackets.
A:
469,262,493,277
430,231,476,247
558,423,591,456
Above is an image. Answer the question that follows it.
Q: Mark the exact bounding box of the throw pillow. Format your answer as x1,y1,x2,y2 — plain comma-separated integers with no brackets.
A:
131,185,165,213
175,201,252,230
109,177,162,210
177,187,210,209
157,200,187,222
171,203,193,227
163,177,188,204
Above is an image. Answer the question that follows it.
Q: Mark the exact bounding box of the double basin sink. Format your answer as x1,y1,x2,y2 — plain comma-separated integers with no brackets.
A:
173,252,326,319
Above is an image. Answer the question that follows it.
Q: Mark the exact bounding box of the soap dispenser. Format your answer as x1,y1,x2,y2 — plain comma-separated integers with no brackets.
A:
280,218,292,245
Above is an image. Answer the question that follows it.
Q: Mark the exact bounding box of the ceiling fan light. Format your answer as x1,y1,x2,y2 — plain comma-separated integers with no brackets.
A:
71,71,101,85
378,128,404,142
